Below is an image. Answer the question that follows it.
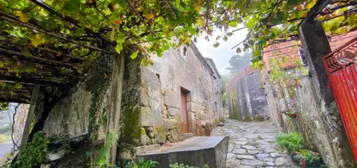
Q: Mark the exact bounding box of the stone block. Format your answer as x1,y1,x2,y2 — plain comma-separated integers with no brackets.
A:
137,136,229,168
140,107,153,127
164,90,180,108
163,119,178,129
168,107,179,118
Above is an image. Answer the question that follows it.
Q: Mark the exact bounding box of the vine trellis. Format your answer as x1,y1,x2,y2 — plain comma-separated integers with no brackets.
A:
0,0,356,104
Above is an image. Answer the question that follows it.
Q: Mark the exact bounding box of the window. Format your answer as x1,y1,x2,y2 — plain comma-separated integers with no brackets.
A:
181,46,187,57
298,46,307,66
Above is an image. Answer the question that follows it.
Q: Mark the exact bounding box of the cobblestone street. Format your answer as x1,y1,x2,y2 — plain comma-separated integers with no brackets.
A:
211,119,297,168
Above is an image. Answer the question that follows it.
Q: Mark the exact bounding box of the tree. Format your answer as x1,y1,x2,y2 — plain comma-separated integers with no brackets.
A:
227,52,252,74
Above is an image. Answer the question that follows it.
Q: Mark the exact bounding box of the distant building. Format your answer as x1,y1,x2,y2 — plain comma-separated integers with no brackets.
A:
227,66,269,121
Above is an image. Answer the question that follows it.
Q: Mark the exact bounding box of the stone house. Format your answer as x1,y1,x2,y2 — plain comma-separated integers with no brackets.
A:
136,44,225,146
7,43,225,166
262,30,357,167
227,66,269,121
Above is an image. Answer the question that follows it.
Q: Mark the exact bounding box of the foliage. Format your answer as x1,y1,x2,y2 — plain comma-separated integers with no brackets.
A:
276,133,304,153
299,149,323,167
124,159,159,168
0,102,9,111
169,163,209,168
9,132,50,168
1,0,354,68
0,0,355,103
8,132,72,168
94,132,118,168
292,149,325,167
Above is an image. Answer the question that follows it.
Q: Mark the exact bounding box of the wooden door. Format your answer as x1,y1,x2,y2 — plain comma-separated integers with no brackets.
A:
181,90,189,133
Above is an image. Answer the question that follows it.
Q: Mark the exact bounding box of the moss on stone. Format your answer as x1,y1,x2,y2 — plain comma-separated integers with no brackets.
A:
120,104,140,144
140,127,147,135
154,126,167,144
85,54,112,138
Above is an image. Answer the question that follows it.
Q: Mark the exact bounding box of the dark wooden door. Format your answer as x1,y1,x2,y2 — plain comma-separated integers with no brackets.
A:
181,91,189,133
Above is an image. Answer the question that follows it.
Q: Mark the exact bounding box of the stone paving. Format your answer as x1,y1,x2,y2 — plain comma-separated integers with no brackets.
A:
211,119,298,168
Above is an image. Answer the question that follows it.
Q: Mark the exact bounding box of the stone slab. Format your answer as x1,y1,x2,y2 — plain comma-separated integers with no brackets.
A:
137,136,229,168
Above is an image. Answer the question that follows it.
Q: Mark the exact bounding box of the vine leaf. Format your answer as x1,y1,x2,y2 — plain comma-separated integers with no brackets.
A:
64,0,81,12
30,34,45,47
15,11,29,23
144,13,155,20
229,20,238,27
115,43,123,54
130,51,139,60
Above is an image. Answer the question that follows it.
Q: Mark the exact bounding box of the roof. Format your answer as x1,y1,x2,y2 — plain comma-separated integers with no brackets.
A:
227,66,255,90
204,57,221,79
190,43,221,79
263,41,301,70
262,30,357,70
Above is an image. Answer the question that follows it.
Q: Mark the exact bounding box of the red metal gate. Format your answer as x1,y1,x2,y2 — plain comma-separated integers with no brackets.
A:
323,37,357,162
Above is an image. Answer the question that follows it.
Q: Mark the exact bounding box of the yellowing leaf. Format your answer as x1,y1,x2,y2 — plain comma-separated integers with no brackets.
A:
306,0,317,9
130,51,139,59
144,13,155,20
30,34,45,47
115,43,123,53
14,83,22,89
15,11,29,23
112,19,122,25
194,3,202,12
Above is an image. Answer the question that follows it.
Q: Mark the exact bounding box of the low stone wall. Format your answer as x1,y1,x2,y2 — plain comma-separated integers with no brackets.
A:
264,73,355,167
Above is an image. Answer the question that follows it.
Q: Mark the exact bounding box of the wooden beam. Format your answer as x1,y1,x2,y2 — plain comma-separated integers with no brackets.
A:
305,0,332,22
0,97,30,104
0,47,78,70
108,54,125,164
29,0,112,45
0,10,106,52
21,86,40,146
0,74,71,86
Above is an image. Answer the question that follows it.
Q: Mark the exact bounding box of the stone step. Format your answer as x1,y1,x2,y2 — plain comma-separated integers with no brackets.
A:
137,136,229,168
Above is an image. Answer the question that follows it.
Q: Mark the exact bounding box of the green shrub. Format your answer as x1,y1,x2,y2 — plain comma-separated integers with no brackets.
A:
169,163,209,168
276,133,304,153
299,149,323,167
124,159,158,168
10,132,50,168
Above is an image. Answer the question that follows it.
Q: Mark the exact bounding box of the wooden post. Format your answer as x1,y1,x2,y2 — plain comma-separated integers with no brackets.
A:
20,85,40,146
107,54,125,165
298,20,333,103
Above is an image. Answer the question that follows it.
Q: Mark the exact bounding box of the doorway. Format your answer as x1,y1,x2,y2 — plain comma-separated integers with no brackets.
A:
180,87,190,133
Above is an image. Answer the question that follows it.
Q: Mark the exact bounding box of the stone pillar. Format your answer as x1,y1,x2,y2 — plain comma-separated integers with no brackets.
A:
298,20,333,103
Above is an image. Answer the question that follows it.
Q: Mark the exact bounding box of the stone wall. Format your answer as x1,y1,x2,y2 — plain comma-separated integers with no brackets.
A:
137,43,225,148
22,43,225,164
263,71,355,167
38,53,119,167
228,68,269,121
